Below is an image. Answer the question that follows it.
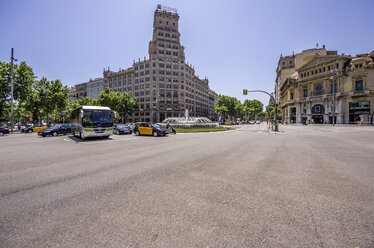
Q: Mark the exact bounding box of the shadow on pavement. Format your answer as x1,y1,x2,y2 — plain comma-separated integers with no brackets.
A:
67,135,113,143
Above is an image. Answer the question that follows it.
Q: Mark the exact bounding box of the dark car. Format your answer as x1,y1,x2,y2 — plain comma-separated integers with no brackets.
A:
38,124,71,137
133,122,167,137
0,127,10,136
22,125,35,133
114,124,132,135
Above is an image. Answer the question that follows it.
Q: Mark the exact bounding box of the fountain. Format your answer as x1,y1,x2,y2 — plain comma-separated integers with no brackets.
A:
161,109,219,129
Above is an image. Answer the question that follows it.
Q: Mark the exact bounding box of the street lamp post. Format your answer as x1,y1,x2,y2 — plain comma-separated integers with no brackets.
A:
332,63,336,126
10,48,17,134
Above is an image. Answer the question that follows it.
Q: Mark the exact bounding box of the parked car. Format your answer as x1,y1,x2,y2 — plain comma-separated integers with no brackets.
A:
133,122,167,136
256,120,261,124
114,124,132,135
38,124,71,137
224,122,232,125
0,127,10,136
24,125,48,133
22,125,35,133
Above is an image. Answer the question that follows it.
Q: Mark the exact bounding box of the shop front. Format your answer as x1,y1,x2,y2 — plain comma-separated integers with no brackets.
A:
312,104,325,124
349,101,370,124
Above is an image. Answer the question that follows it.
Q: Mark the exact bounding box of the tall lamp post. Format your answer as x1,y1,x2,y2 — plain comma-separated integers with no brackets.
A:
332,63,336,126
244,89,278,132
10,48,18,134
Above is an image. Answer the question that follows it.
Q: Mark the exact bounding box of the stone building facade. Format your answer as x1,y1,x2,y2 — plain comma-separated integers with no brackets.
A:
99,5,215,123
75,82,87,99
278,49,374,124
68,87,77,101
87,78,104,99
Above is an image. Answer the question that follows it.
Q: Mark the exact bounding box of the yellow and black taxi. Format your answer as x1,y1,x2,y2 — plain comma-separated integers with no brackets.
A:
133,122,168,137
22,125,48,133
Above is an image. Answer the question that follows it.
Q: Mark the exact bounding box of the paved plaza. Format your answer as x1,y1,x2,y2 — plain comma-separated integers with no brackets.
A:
1,124,374,247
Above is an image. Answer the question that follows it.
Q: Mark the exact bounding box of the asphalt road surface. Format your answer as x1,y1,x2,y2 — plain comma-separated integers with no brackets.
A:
1,124,374,247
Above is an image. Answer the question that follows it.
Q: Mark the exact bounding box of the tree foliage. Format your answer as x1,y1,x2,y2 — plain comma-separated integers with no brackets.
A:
215,95,243,119
265,102,282,119
243,99,264,120
98,87,138,122
0,61,36,120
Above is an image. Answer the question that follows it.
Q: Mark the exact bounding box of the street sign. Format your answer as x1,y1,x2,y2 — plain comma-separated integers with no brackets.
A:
243,89,248,95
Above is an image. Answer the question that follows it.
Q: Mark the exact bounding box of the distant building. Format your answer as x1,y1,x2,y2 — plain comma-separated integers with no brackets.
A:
275,45,336,103
87,77,104,99
68,86,77,101
75,82,87,99
276,47,374,124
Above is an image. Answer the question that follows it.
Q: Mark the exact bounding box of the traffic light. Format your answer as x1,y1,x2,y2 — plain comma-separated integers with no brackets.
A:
243,89,248,95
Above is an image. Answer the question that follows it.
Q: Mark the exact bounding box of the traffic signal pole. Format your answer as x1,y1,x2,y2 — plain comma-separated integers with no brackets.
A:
243,89,278,132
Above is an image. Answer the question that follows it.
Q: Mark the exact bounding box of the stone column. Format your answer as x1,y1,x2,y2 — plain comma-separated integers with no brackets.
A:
337,99,343,124
296,103,302,123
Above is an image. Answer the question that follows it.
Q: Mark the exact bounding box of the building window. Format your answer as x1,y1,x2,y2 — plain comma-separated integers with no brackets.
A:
355,80,363,91
316,84,323,95
303,89,308,98
330,83,337,94
290,93,294,100
282,61,285,65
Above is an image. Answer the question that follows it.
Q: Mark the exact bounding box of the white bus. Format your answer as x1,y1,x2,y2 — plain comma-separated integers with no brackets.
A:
71,106,115,139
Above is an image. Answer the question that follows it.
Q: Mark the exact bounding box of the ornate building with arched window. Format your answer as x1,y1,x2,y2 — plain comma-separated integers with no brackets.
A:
277,49,374,124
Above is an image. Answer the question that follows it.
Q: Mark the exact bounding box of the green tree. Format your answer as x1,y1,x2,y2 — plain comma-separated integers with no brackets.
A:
117,92,138,123
266,102,282,120
77,96,99,106
98,87,138,123
243,99,264,120
31,78,69,124
0,61,36,120
215,95,243,119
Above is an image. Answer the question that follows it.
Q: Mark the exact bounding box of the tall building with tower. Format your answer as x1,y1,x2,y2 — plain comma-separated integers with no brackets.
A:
99,5,215,123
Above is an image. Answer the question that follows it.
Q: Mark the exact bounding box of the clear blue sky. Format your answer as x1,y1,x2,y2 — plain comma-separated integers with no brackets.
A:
1,0,373,106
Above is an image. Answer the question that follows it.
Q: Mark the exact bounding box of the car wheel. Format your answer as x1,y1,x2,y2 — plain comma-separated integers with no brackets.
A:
72,130,75,136
42,134,46,137
52,132,58,137
135,131,140,136
0,132,4,136
153,132,158,137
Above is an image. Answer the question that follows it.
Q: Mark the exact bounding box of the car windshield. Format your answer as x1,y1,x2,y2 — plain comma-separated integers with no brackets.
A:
49,124,61,129
82,110,112,128
117,124,125,128
151,124,162,128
